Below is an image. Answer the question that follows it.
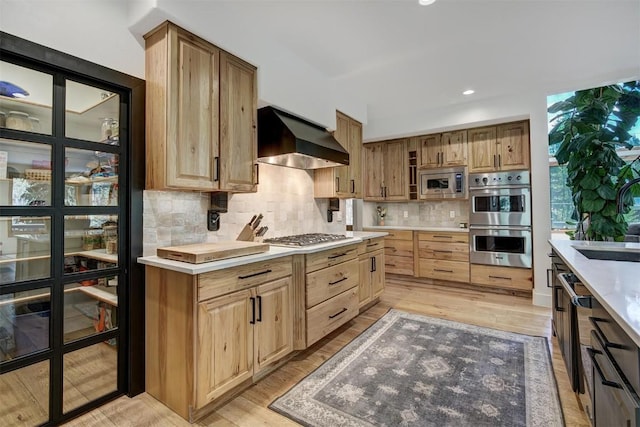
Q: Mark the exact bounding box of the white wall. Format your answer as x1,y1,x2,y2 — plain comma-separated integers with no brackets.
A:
1,0,145,79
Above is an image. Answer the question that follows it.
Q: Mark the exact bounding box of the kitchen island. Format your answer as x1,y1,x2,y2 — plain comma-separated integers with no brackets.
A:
549,239,640,426
549,239,640,346
137,231,386,421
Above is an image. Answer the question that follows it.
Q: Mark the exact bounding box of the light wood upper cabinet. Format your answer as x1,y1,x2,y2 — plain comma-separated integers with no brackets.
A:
419,130,467,168
219,52,258,192
468,121,529,173
314,111,362,198
363,139,408,201
144,21,257,192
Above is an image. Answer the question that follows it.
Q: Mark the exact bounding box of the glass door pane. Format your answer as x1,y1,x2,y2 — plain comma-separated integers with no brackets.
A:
0,140,52,206
1,216,52,285
65,80,120,145
0,61,53,135
0,287,51,361
65,147,118,207
0,360,50,426
63,340,117,414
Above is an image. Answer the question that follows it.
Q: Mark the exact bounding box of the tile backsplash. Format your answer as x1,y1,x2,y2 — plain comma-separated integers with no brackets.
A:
143,163,345,256
362,200,469,228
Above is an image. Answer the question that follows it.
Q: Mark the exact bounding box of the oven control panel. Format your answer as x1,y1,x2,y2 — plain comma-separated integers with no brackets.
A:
469,170,530,187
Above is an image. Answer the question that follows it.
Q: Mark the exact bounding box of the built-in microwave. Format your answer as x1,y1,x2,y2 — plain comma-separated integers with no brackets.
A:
419,167,466,199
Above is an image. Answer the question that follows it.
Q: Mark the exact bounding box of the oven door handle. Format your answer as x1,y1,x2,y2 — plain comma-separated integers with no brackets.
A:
469,185,531,192
469,225,532,231
557,273,592,308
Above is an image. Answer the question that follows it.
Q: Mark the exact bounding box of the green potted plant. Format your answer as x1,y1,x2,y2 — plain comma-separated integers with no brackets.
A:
548,81,640,241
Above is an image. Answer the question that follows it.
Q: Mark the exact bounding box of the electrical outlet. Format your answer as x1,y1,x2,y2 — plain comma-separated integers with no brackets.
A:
336,211,343,222
207,210,220,231
449,210,456,218
403,211,409,218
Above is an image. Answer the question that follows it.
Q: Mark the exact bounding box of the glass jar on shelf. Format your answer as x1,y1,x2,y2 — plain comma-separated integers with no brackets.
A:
100,118,118,143
6,111,31,131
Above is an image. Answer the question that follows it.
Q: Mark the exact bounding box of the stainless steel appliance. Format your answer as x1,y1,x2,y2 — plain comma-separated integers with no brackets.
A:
469,170,532,268
263,233,348,247
419,167,466,199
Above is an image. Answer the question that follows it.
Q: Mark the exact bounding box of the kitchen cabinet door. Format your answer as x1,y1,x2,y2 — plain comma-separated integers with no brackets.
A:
313,111,362,198
254,277,293,374
146,24,220,191
363,142,385,199
468,126,497,173
441,130,467,167
497,121,530,171
196,289,253,408
383,139,408,200
418,134,441,169
358,256,372,308
348,116,363,198
220,52,258,192
371,250,385,299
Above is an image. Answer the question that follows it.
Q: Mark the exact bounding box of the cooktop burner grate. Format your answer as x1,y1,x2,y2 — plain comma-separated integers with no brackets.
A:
263,233,348,247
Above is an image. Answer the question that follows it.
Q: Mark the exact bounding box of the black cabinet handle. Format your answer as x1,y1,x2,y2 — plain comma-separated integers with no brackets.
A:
256,295,262,322
590,317,627,349
367,243,378,247
329,307,347,319
434,269,453,273
371,256,376,272
327,253,347,260
432,235,452,239
433,250,453,254
380,186,384,197
254,164,259,185
553,286,565,312
350,179,355,194
587,347,623,389
214,156,220,182
335,176,340,191
329,277,348,286
498,154,501,167
250,297,256,324
238,269,272,279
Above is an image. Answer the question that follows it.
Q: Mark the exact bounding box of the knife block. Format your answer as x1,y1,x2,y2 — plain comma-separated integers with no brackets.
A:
236,224,256,241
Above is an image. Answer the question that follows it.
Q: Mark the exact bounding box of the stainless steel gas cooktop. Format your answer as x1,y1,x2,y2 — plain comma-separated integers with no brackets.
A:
263,233,348,247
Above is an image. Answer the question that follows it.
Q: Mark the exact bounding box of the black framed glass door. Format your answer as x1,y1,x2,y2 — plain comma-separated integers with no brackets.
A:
0,33,145,426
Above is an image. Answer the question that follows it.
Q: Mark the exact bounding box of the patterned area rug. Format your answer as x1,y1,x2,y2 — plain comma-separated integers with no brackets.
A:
270,309,564,427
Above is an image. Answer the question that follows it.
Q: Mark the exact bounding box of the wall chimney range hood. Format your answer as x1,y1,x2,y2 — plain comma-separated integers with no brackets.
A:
257,106,349,169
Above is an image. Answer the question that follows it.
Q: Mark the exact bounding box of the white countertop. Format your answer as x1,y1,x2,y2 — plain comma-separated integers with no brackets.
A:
364,225,469,233
138,231,387,275
549,239,640,347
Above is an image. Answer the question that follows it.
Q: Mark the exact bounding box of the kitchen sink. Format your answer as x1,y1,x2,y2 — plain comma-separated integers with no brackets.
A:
573,246,640,262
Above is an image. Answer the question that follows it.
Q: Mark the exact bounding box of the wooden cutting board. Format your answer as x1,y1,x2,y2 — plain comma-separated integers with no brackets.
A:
157,241,270,264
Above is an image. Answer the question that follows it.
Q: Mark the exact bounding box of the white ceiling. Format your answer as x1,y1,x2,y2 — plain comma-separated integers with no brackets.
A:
150,0,639,129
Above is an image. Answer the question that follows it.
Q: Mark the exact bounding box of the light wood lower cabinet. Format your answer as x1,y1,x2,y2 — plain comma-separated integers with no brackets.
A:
304,244,361,347
146,258,293,421
470,264,532,292
417,231,469,283
383,230,414,276
357,237,385,308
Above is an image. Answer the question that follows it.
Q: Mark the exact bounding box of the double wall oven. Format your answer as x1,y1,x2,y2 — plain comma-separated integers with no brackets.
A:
469,170,532,269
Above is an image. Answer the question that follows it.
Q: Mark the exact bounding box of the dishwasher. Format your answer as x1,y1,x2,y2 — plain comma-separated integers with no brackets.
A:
557,272,595,423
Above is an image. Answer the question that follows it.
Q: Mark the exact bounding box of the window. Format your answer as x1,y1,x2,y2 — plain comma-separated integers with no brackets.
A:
548,85,640,230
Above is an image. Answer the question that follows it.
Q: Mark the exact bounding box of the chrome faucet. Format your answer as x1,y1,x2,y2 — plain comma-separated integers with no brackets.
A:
617,177,640,213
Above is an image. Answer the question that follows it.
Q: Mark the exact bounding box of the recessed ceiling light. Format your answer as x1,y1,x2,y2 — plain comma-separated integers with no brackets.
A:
463,89,475,95
419,0,436,5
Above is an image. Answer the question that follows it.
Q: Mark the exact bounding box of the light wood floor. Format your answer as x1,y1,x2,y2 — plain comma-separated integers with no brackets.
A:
64,279,590,426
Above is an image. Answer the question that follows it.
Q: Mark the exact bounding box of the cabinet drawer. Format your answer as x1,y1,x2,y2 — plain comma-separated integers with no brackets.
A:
384,230,413,241
306,288,358,346
198,257,292,301
385,254,414,276
419,259,469,283
593,300,640,395
357,238,385,255
418,231,468,244
385,239,414,257
305,245,359,273
306,259,359,308
418,241,469,262
470,264,532,291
